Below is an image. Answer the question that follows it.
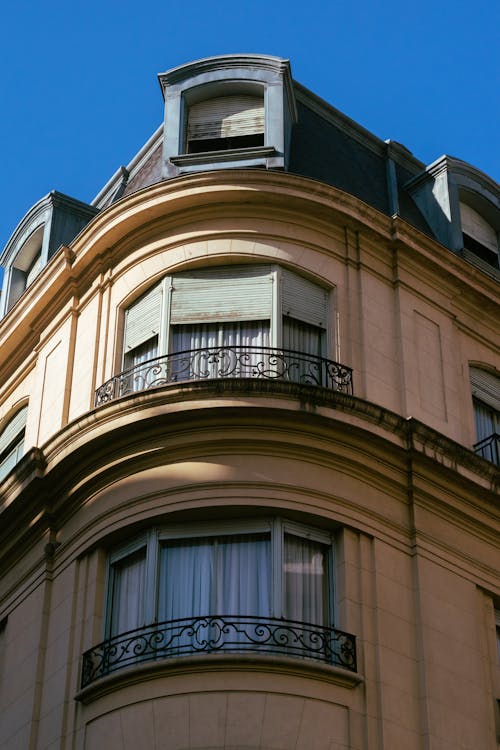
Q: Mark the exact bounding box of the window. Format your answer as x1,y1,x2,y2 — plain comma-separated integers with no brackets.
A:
186,95,264,154
470,368,499,465
0,405,28,482
81,520,357,688
108,520,332,637
496,609,500,663
460,201,499,268
159,55,297,178
120,265,331,392
6,226,44,312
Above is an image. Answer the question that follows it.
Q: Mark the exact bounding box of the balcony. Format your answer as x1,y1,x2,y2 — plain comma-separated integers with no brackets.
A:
473,433,499,466
80,614,357,688
95,346,353,406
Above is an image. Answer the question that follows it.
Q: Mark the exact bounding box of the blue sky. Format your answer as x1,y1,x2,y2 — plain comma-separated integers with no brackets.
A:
0,0,498,255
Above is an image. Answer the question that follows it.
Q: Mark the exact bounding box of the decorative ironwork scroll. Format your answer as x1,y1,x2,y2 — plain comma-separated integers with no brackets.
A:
95,347,353,405
81,614,357,688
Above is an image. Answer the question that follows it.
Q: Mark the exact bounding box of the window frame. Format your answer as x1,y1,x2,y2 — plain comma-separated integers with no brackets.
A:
0,405,28,482
121,265,331,372
470,367,500,465
104,517,336,642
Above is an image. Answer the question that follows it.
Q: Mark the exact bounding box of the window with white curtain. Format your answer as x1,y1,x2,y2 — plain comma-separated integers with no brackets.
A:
122,265,330,386
106,519,334,643
470,367,499,465
0,405,28,482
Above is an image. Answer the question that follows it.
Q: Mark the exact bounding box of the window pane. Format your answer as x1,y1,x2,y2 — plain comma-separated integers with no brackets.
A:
283,317,323,357
171,321,270,352
284,534,328,626
158,538,214,621
110,548,147,636
159,533,271,619
217,534,271,616
473,398,496,442
169,321,271,381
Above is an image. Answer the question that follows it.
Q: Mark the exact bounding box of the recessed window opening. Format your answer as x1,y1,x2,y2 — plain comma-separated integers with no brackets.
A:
470,367,499,466
460,201,499,267
107,519,333,641
0,406,28,482
186,95,264,154
7,226,44,311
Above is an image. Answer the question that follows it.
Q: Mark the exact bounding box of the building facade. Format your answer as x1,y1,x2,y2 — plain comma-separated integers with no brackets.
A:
0,55,499,750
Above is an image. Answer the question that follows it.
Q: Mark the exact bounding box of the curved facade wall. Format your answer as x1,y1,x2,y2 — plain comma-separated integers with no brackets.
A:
0,66,499,750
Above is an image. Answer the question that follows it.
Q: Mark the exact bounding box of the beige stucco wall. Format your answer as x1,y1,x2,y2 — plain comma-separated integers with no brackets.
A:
1,173,498,749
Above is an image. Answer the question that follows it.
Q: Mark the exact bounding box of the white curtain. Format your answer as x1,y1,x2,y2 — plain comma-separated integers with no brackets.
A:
110,549,146,636
171,321,270,352
158,539,214,620
122,336,159,392
283,317,323,357
216,534,271,615
283,534,327,626
170,321,270,381
474,398,495,442
123,335,159,370
159,534,271,620
158,533,271,653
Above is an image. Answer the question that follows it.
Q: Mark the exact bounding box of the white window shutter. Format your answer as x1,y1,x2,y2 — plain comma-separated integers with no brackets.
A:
281,269,328,329
188,96,264,142
170,265,273,324
470,367,500,410
0,406,28,457
124,284,162,351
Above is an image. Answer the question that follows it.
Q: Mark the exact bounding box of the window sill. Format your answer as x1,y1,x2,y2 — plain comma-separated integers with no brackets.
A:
170,145,279,170
75,651,364,705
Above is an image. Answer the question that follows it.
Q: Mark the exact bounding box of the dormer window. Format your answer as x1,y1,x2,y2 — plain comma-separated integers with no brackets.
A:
186,95,265,154
6,226,44,311
159,55,297,178
460,201,499,268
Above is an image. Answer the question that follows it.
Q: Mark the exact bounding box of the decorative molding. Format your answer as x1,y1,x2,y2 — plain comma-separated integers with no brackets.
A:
75,651,364,705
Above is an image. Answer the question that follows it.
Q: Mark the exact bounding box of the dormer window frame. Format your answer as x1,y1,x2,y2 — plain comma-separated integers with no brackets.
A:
159,55,297,178
459,189,499,270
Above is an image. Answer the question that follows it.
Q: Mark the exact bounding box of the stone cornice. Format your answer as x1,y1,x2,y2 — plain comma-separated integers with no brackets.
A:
1,381,498,521
158,54,292,89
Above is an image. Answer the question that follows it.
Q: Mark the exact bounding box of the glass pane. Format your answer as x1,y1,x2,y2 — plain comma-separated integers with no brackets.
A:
283,317,323,357
282,317,324,385
110,548,147,636
216,533,271,616
169,321,270,381
158,538,214,621
473,398,496,442
284,534,328,626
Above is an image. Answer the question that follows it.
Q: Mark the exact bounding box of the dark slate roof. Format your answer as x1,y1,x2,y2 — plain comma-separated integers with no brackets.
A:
288,100,390,215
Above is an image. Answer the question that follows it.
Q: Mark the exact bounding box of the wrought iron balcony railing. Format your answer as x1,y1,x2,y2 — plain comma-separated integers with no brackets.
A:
95,346,353,406
81,614,357,688
473,432,499,466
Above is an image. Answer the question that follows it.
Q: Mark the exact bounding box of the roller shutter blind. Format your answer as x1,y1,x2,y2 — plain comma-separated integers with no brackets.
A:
170,266,273,324
470,367,500,410
187,96,265,142
281,269,328,329
460,203,498,255
0,405,27,457
124,284,162,352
